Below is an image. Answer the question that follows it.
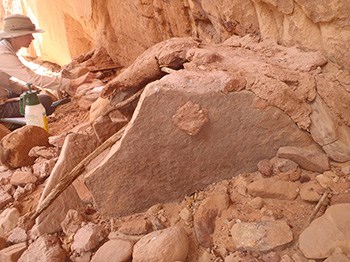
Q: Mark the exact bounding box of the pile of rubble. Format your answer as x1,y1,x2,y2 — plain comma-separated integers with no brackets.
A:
0,129,349,261
0,35,349,261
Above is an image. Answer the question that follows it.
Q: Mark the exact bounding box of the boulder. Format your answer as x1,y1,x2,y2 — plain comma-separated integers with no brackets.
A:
28,146,59,159
7,227,27,244
32,158,56,181
18,235,67,262
257,159,273,177
0,167,12,183
230,220,293,252
271,158,301,181
71,223,108,254
248,197,264,210
309,95,338,146
277,145,330,172
247,177,299,200
118,217,153,236
86,70,313,217
89,97,114,122
133,226,189,262
75,80,104,109
10,170,37,186
91,239,133,262
0,242,27,262
0,126,49,168
0,208,20,238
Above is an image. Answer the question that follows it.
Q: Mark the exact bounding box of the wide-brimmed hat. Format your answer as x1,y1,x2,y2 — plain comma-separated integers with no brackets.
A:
0,14,44,38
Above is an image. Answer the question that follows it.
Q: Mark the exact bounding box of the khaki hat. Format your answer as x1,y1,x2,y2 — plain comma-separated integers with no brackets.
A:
0,14,44,38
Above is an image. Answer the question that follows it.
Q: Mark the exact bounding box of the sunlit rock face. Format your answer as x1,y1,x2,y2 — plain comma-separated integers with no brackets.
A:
1,0,349,70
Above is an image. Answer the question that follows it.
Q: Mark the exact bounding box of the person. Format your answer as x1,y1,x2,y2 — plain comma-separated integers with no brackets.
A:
0,13,95,119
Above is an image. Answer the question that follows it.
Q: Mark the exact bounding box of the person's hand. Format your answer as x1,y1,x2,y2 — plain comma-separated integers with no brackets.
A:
67,72,96,96
30,85,42,94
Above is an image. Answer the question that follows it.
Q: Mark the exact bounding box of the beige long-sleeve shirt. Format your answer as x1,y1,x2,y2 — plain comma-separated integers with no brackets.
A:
0,39,70,103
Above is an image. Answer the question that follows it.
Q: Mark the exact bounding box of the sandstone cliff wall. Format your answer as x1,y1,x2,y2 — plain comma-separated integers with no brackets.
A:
1,0,349,70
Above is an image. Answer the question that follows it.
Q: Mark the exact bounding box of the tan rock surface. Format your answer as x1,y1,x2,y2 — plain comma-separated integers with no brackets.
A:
299,203,350,259
0,3,349,261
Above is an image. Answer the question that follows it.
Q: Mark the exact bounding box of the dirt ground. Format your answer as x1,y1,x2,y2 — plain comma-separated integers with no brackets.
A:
47,100,89,136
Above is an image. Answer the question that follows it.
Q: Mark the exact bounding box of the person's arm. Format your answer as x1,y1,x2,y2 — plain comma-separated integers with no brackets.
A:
1,46,95,97
1,48,70,93
8,77,28,94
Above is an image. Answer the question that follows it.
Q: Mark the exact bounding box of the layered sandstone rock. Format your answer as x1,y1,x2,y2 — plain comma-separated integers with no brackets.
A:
1,0,349,71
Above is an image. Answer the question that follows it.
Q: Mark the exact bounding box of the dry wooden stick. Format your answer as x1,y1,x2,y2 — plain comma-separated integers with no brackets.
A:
307,190,329,225
19,126,126,230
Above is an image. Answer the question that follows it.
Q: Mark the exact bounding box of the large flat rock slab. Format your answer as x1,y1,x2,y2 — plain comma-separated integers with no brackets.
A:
85,70,314,217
